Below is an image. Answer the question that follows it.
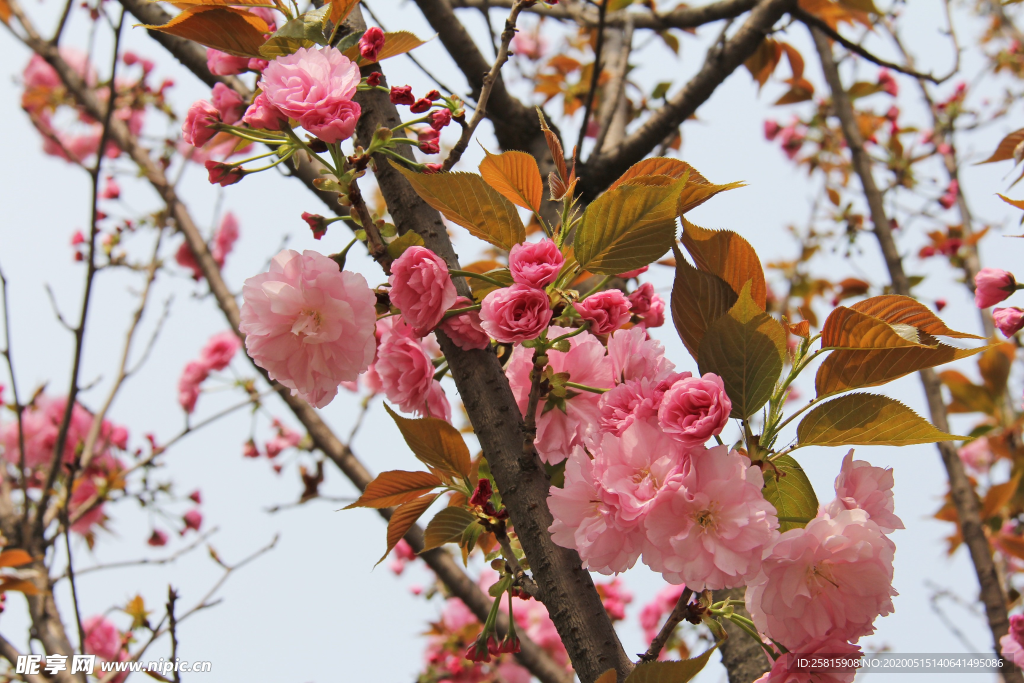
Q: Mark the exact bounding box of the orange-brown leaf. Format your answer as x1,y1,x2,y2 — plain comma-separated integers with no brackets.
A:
479,149,544,213
344,31,428,65
384,404,473,480
982,474,1021,520
379,494,438,564
979,342,1016,395
978,129,1024,164
0,549,32,569
0,579,39,595
0,0,14,22
329,0,359,26
744,38,782,87
608,157,706,191
142,6,269,58
538,109,568,183
671,245,738,361
822,307,929,350
680,219,767,309
939,370,996,415
344,470,442,509
815,344,994,397
849,295,983,340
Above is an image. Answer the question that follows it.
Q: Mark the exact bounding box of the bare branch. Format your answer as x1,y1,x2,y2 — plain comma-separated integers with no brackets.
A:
640,588,693,663
449,0,759,31
575,0,609,160
0,632,50,683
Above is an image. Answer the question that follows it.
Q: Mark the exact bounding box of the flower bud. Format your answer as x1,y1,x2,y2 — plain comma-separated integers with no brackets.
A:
974,268,1017,308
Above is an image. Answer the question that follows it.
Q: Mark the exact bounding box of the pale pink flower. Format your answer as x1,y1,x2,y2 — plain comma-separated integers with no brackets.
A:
239,250,377,408
177,360,208,413
657,373,731,446
643,447,779,591
606,326,675,383
1,395,125,471
547,446,645,574
506,326,613,463
375,335,444,418
974,268,1017,308
439,296,490,350
83,615,122,661
508,239,563,288
824,451,904,533
206,48,249,76
994,307,1024,337
24,49,96,91
424,380,452,422
598,374,684,436
388,246,457,336
958,437,994,475
265,418,302,457
573,290,631,335
243,92,286,131
745,509,897,648
212,211,240,268
259,46,362,143
480,284,552,343
594,420,690,527
211,82,244,124
359,26,386,63
182,100,220,148
755,632,862,683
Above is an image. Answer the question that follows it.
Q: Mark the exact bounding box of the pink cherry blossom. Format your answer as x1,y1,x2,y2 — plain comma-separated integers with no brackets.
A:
175,241,203,280
958,437,994,475
198,332,240,372
657,373,731,446
177,360,208,413
239,249,377,408
211,82,244,124
183,509,203,532
259,46,362,143
375,334,450,420
627,282,655,314
745,509,897,648
243,92,286,131
69,477,106,535
206,48,249,76
480,284,553,343
24,49,96,91
994,307,1024,337
754,632,862,683
359,26,386,63
212,211,239,268
508,239,563,288
439,296,490,350
1000,615,1024,668
606,326,675,383
182,100,220,148
974,268,1017,308
147,529,169,547
506,326,613,463
547,446,645,574
1,395,126,471
596,577,633,620
573,290,631,335
598,374,684,436
637,294,666,328
83,615,122,661
388,246,457,336
643,446,779,591
823,451,904,533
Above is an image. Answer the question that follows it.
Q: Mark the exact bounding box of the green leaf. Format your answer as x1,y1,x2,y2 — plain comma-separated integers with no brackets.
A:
384,404,472,481
797,393,962,447
670,245,737,362
344,470,442,509
574,176,686,275
334,28,366,54
389,162,525,251
386,230,425,259
258,7,331,59
422,506,477,552
697,282,785,419
625,646,717,682
762,455,818,533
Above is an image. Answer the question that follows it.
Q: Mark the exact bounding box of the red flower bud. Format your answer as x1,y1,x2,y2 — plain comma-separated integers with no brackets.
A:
424,163,443,174
390,85,415,106
366,72,382,87
302,212,329,240
430,108,452,130
465,639,491,663
410,98,432,114
204,161,244,186
469,478,493,507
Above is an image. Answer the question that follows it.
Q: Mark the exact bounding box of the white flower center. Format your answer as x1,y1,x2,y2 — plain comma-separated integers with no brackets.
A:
292,308,325,340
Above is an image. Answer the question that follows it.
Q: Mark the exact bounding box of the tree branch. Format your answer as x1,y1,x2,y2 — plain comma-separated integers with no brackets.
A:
811,27,1021,682
581,0,794,199
448,0,759,31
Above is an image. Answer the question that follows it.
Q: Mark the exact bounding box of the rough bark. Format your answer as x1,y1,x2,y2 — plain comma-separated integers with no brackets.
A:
811,27,1021,681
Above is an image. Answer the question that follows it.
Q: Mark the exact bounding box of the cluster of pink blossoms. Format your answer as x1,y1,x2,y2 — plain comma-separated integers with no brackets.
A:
175,211,240,281
749,451,902,683
176,331,242,413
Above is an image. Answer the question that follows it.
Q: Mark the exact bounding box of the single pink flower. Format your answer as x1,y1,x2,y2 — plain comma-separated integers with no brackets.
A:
212,211,239,268
1002,631,1024,670
643,447,779,591
429,108,452,130
147,529,169,547
508,239,563,288
764,120,782,141
994,307,1024,337
823,451,904,533
606,326,675,384
638,294,666,328
182,100,220,148
877,68,898,96
547,446,645,574
211,82,244,124
205,161,245,186
177,360,208,413
359,26,386,63
974,268,1017,308
189,489,202,504
480,284,552,343
182,508,203,532
745,509,897,648
573,290,631,335
506,326,613,463
239,250,377,408
83,615,122,661
206,48,249,76
375,334,442,418
439,296,490,350
101,177,121,200
199,331,241,371
388,246,457,336
598,374,685,436
243,92,287,131
657,373,731,446
390,85,415,105
627,282,655,314
958,436,994,475
259,46,362,143
175,241,203,280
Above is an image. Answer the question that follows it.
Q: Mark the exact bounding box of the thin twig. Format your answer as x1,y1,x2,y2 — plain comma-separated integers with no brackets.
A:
575,0,609,160
0,263,30,542
61,529,218,578
442,0,527,170
640,588,694,662
167,587,181,683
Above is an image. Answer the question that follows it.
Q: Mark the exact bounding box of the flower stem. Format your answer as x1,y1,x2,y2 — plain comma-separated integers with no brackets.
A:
564,382,608,395
449,269,506,288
